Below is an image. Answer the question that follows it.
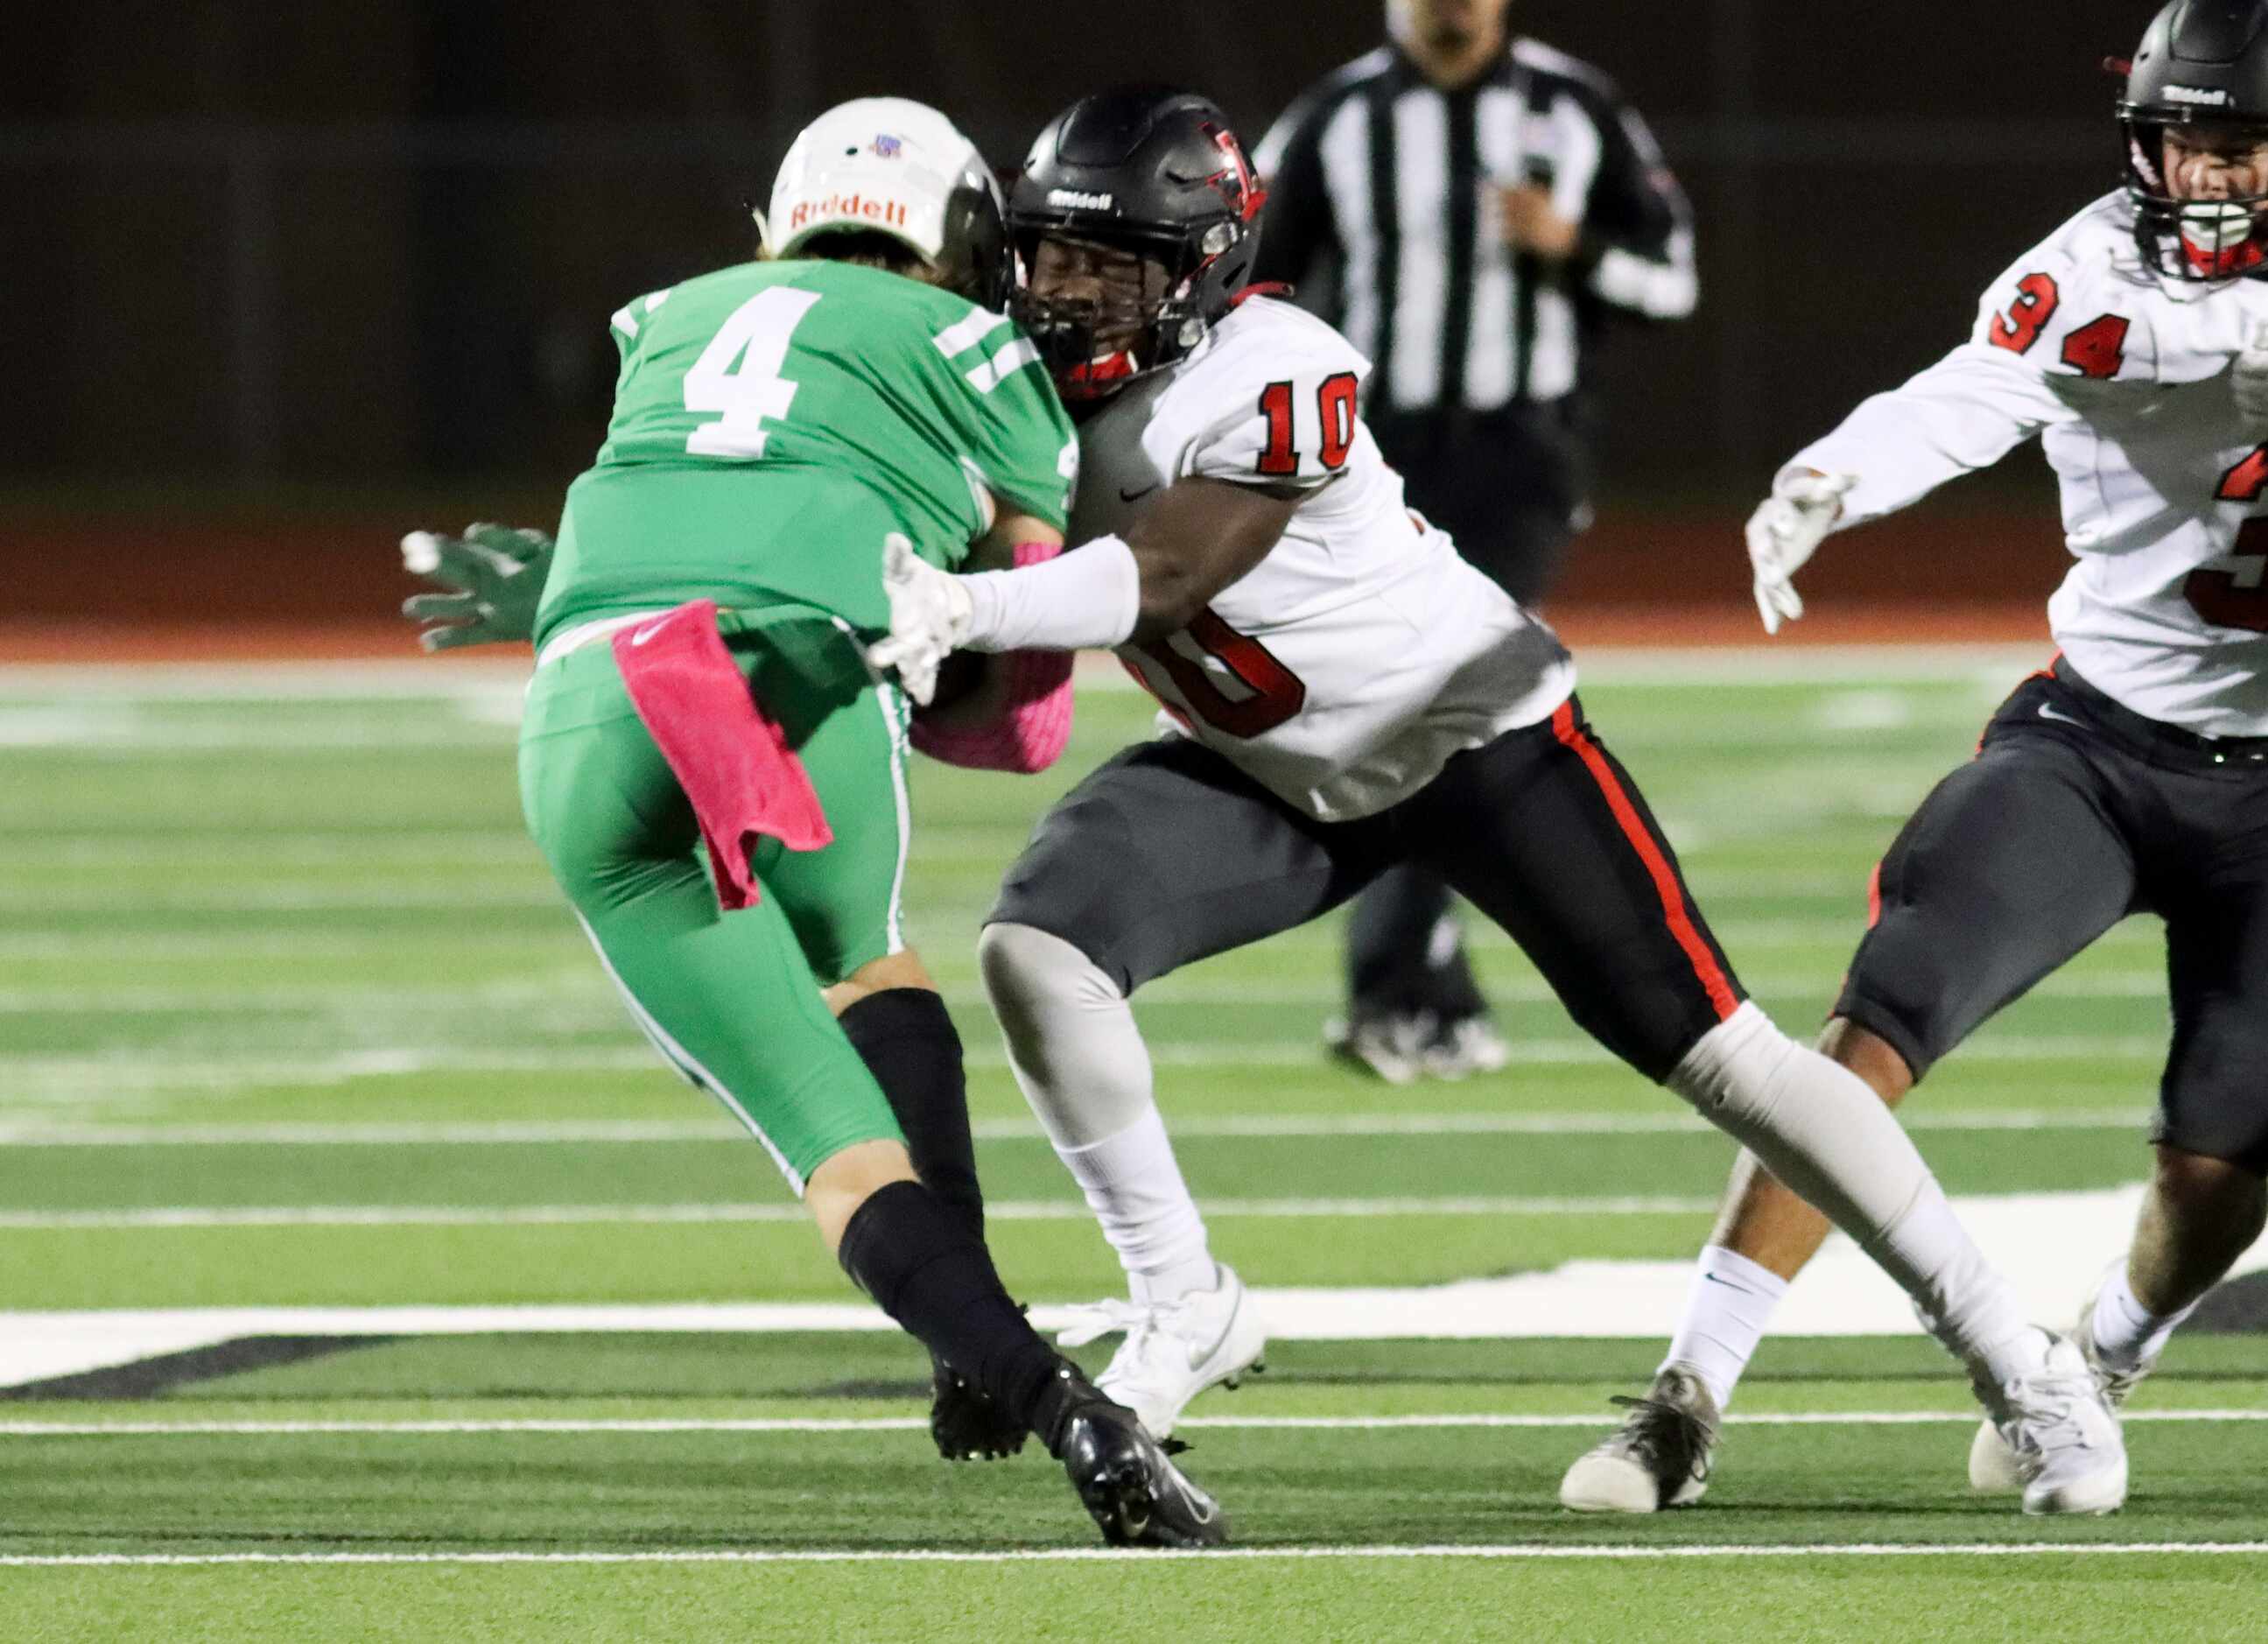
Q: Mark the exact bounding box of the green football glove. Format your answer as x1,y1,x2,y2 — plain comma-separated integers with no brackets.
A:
400,523,555,651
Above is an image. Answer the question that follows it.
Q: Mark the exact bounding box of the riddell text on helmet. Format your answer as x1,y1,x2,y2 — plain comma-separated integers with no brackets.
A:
790,193,912,229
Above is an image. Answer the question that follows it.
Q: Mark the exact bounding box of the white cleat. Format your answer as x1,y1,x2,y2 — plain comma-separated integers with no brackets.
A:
1559,1366,1720,1514
1054,1264,1267,1441
1971,1265,2156,1495
1323,1013,1428,1085
1421,1015,1511,1081
1970,1327,2128,1516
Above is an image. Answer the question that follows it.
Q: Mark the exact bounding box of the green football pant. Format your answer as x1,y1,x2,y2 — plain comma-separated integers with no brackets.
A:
518,605,913,1193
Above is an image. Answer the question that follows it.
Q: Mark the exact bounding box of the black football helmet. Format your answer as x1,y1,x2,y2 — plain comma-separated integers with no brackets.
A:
2120,0,2268,278
1008,88,1267,399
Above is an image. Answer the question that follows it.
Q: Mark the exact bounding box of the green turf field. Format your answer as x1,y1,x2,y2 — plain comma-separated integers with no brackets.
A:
3,650,2262,1641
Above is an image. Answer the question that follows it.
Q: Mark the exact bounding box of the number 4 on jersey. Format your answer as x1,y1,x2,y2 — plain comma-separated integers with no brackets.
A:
1985,272,2127,379
684,288,823,460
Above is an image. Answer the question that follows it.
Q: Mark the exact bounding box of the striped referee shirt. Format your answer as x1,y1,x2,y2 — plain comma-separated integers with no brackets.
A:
1253,37,1696,417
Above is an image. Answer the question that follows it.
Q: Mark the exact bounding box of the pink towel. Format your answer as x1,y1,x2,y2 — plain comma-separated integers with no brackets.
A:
611,601,832,911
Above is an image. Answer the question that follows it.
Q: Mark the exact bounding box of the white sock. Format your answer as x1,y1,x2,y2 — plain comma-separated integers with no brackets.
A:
2090,1263,2198,1373
1663,1245,1790,1411
1668,1004,2030,1370
978,922,1217,1304
1056,1107,1218,1303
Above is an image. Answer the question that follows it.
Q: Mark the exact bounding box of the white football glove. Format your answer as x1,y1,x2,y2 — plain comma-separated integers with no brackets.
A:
865,533,972,706
2233,315,2268,437
1745,470,1857,635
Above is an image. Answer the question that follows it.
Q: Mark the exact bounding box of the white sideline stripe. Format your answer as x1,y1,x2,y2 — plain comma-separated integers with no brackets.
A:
12,1189,2264,1385
0,1108,2150,1148
2,1542,2264,1569
4,1410,2262,1437
0,973,2182,1015
0,1036,2181,1094
0,1195,1722,1230
0,645,2050,699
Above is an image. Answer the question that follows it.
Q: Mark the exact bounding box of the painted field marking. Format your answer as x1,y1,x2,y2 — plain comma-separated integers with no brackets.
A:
0,1195,1724,1231
0,1107,2152,1148
3,1410,2261,1437
0,972,2179,1017
0,643,2052,699
0,1035,2183,1096
4,1195,2245,1384
1,1542,2264,1568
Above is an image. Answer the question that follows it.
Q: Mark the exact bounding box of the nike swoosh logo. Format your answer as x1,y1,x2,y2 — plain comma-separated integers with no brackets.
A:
1164,1470,1219,1525
1119,483,1161,503
629,617,674,647
2038,703,2086,727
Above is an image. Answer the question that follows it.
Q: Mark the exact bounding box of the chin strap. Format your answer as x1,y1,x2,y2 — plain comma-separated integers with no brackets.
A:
2182,232,2268,278
1059,350,1143,400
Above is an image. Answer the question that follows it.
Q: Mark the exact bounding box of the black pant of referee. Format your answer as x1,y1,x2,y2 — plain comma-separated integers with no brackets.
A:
1341,402,1592,1070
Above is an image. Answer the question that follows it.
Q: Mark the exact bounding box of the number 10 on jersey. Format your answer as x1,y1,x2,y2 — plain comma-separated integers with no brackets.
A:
1257,372,1360,476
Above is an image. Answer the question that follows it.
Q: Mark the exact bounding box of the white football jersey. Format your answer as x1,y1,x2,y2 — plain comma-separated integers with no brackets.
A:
1069,296,1574,820
1794,192,2268,735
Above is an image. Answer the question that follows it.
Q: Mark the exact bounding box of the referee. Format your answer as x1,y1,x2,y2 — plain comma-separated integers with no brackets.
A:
1253,0,1697,1081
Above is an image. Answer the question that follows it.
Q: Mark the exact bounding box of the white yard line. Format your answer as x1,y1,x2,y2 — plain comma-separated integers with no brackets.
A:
0,1107,2151,1148
0,1195,1724,1230
0,1542,2260,1568
0,645,2052,699
3,1410,2260,1437
0,1036,2182,1096
0,972,2178,1015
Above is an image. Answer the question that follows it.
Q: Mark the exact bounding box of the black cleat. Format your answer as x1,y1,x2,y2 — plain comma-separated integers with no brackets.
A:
929,1352,1026,1461
1047,1362,1227,1548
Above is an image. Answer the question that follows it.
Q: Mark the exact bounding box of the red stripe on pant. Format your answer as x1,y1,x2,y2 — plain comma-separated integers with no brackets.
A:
1548,701,1741,1023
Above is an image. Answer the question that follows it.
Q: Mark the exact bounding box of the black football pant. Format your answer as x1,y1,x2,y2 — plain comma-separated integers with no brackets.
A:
1842,658,2268,1172
990,698,1745,1085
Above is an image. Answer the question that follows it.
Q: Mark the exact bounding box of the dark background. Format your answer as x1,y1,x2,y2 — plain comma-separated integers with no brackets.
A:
0,1,2170,640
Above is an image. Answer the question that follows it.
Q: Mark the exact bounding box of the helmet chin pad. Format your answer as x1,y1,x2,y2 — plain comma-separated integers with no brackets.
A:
2180,202,2268,273
1059,351,1144,401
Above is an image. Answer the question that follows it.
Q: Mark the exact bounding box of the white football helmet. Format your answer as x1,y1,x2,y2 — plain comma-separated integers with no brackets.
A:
760,97,1012,308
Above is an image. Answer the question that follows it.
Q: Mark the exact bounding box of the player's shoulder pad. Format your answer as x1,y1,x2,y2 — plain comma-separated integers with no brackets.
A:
1200,296,1370,385
1966,193,2155,380
1158,298,1370,438
1151,298,1370,487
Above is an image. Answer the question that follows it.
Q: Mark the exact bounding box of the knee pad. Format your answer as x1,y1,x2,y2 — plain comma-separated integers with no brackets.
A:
1666,1003,1797,1128
977,922,1153,1149
977,921,1122,1017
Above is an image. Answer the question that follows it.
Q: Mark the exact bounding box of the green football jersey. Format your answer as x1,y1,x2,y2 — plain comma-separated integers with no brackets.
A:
536,258,1077,649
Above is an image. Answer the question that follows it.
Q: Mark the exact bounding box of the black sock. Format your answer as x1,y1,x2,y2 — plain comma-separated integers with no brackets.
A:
837,1179,1064,1439
838,988,985,1240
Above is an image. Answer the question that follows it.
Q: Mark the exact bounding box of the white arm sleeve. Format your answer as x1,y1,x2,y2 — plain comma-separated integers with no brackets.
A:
958,534,1141,653
1789,243,2122,529
1788,344,2075,527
